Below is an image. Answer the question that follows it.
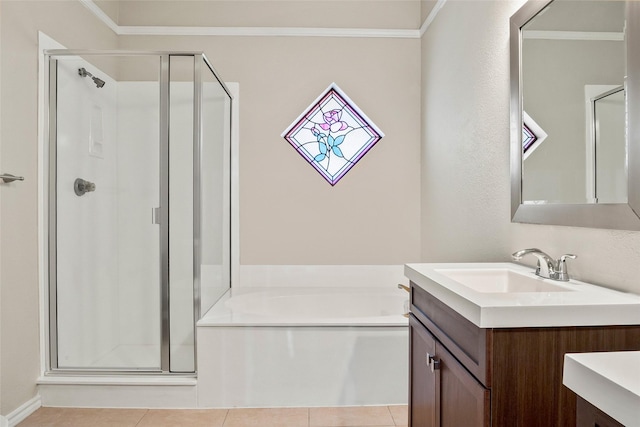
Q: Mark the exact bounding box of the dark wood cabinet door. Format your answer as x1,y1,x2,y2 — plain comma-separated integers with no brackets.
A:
576,396,625,427
438,342,490,427
409,315,438,427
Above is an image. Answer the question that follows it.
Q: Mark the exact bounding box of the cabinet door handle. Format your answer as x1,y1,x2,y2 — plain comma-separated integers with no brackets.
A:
427,352,442,426
431,357,441,373
426,353,441,373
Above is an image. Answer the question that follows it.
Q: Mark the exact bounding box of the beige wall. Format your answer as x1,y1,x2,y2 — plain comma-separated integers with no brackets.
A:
420,0,640,295
119,35,422,265
116,1,423,265
0,0,117,415
420,0,514,263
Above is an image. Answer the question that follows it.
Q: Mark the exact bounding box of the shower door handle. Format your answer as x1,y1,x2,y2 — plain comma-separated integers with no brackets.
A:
0,173,25,183
152,207,161,225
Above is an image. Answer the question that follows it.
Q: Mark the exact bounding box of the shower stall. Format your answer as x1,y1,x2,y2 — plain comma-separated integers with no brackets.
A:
45,51,232,374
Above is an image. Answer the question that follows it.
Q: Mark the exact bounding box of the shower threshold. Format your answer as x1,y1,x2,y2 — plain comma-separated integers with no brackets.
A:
37,374,198,408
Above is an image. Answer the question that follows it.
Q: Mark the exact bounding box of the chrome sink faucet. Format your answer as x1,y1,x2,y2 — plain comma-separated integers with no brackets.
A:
511,248,577,281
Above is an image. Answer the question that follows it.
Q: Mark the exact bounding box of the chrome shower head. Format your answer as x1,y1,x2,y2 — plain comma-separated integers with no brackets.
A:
78,67,105,89
93,77,105,88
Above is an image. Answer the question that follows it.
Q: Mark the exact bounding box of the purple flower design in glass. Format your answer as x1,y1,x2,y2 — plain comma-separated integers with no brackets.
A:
282,83,384,186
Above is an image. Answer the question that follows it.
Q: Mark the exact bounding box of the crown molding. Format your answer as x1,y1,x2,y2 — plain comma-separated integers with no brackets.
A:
420,0,448,38
80,0,431,39
119,25,420,38
79,0,120,34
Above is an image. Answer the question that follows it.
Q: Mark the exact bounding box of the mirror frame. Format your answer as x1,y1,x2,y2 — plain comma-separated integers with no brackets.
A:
510,0,640,230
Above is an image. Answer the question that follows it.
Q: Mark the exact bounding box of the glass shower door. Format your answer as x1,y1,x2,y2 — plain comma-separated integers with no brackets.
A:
48,51,232,374
51,55,162,371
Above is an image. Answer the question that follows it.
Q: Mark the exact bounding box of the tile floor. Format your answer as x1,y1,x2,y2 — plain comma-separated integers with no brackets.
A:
18,405,408,427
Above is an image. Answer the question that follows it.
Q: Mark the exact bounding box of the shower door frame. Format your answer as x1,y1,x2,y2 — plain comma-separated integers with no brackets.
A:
44,50,232,374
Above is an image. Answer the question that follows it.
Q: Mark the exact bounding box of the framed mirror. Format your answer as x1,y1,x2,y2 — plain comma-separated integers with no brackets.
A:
510,0,640,230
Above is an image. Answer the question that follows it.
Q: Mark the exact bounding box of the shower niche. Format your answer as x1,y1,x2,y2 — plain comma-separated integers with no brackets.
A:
45,51,232,374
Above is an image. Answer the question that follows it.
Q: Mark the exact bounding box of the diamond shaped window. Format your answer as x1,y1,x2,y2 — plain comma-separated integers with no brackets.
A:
282,83,384,186
523,124,538,152
522,111,548,160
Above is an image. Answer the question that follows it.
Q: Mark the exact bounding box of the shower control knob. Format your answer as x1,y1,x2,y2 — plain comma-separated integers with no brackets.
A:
74,178,96,196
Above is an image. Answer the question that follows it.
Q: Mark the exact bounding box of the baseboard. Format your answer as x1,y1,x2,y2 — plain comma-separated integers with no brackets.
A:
5,395,41,427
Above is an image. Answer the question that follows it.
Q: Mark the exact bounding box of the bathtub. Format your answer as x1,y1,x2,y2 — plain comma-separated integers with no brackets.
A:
196,287,409,408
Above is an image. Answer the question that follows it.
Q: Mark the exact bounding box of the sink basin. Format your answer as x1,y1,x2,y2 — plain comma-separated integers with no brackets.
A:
435,268,571,293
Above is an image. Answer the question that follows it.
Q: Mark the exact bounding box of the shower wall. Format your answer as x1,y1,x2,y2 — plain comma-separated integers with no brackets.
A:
56,59,162,369
115,82,160,358
56,58,121,367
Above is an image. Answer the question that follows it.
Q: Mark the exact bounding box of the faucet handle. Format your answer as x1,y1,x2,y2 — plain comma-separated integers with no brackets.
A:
556,254,577,281
397,284,410,293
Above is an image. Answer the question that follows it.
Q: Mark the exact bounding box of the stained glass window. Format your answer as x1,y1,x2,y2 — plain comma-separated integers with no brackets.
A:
522,111,548,160
282,83,384,186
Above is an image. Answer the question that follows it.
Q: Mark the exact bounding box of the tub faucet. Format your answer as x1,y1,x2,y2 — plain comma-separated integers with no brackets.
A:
511,248,577,281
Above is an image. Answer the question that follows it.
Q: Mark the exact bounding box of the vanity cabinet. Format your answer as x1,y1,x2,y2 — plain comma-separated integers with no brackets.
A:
576,396,625,427
409,282,640,427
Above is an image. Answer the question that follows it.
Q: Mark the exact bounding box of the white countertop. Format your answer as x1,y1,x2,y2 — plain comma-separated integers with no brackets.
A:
564,351,640,427
405,262,640,328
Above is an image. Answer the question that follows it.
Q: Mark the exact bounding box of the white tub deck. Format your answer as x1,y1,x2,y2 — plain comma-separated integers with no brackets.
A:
199,287,409,326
